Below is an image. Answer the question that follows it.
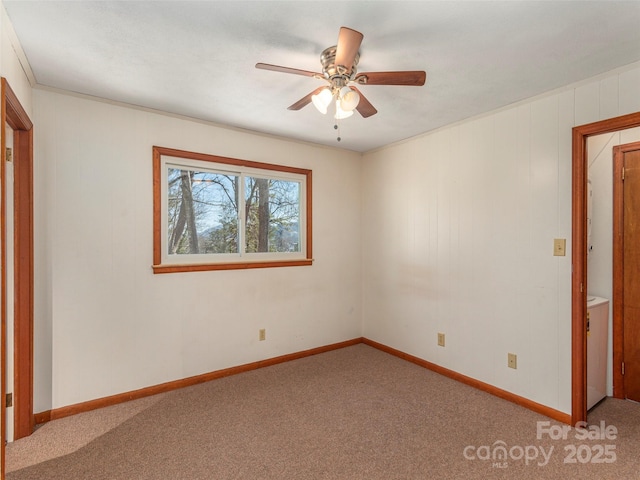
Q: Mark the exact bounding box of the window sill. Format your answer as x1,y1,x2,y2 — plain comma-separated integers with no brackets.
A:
152,259,313,274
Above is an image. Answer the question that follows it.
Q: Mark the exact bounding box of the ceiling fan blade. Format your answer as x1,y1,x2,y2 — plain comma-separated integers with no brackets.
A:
287,86,326,111
352,87,377,118
354,71,427,86
335,27,363,74
256,63,320,78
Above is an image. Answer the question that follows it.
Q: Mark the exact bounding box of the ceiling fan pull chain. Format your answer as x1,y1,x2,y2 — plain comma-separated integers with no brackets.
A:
334,119,341,142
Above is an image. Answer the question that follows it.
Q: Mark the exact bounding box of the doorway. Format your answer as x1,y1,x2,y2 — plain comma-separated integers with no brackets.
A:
1,78,34,479
612,140,640,402
572,112,640,426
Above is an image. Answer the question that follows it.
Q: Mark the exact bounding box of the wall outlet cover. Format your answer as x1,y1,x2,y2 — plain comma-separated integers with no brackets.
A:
508,353,517,369
553,238,566,256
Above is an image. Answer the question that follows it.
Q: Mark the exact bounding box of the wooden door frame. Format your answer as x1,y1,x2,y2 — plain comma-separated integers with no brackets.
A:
1,77,34,478
612,140,640,399
572,112,640,426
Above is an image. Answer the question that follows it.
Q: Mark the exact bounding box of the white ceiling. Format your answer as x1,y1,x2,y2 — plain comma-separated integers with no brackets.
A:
4,1,640,152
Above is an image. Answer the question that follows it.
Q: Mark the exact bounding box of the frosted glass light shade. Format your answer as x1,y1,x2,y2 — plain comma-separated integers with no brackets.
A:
335,100,354,119
339,86,360,112
312,88,333,114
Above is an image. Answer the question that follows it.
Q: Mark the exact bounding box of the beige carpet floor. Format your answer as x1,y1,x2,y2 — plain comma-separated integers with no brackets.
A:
6,344,640,479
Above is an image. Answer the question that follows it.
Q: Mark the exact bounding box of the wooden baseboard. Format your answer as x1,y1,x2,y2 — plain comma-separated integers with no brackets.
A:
34,337,363,425
34,336,571,427
362,338,572,425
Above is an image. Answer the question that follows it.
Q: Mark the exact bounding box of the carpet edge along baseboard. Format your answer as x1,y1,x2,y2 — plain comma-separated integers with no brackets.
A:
362,338,571,425
34,337,363,424
34,337,571,426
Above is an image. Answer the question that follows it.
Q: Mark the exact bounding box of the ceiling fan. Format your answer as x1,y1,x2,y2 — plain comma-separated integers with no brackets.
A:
256,27,426,120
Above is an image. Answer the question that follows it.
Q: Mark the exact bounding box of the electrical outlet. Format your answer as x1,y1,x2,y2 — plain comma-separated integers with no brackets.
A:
259,329,266,341
437,333,445,347
508,353,517,369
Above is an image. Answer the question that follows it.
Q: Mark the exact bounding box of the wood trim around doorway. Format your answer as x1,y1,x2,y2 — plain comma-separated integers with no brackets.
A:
571,112,640,426
1,78,34,479
12,117,34,440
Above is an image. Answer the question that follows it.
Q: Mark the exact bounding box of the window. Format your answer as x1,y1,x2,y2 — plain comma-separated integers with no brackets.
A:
153,146,312,273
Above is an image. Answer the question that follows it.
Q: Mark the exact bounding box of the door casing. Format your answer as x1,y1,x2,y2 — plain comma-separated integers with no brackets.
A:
1,78,34,479
572,112,640,426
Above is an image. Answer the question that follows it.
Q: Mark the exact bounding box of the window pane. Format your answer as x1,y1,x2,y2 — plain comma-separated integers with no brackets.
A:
244,176,300,253
167,168,239,254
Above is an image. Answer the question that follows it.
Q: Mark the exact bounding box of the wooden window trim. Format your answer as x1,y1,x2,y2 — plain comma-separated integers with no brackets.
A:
152,146,312,274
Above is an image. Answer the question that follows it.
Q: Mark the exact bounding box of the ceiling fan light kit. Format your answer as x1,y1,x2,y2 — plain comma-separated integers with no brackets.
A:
311,86,359,118
256,26,426,138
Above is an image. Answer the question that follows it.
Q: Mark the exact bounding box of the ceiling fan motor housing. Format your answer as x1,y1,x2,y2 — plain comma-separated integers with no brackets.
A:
320,46,359,85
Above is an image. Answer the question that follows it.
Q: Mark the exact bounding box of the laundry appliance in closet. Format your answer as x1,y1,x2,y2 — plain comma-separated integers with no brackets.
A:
587,296,609,410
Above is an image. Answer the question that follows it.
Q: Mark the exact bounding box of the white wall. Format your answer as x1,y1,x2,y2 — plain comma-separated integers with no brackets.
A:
0,4,32,112
587,127,640,396
33,90,363,412
361,63,640,415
